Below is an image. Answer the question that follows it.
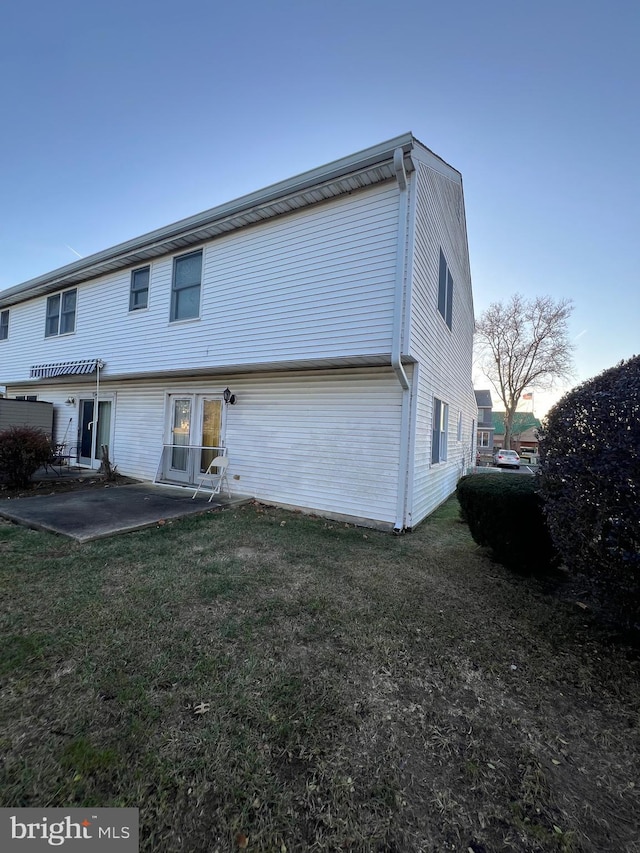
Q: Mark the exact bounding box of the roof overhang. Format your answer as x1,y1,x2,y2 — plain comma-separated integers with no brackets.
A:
1,133,428,309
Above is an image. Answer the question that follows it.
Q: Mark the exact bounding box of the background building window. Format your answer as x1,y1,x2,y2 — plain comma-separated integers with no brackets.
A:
432,397,449,463
130,266,150,311
478,430,490,448
45,289,76,337
171,251,202,322
0,309,8,340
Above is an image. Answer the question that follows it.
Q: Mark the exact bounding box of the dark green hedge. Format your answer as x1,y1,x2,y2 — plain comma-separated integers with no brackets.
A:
456,474,557,572
538,355,640,622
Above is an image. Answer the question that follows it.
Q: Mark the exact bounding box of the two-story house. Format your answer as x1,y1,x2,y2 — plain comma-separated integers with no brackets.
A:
0,133,476,530
474,389,494,458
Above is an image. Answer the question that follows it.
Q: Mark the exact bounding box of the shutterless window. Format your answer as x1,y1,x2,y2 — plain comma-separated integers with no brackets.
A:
432,398,449,463
478,430,490,448
45,289,76,337
437,249,453,330
129,266,150,311
171,250,202,322
0,309,8,340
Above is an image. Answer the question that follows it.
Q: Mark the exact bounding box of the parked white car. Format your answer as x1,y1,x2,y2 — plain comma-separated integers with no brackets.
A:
493,449,520,469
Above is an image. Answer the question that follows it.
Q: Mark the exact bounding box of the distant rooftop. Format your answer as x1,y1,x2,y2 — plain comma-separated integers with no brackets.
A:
474,390,492,408
492,412,542,435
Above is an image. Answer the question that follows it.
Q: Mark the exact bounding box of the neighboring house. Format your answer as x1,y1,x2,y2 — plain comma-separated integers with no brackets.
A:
492,412,542,454
0,133,477,530
474,390,494,455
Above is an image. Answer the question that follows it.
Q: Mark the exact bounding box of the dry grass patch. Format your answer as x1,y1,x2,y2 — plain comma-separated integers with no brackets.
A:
0,501,638,852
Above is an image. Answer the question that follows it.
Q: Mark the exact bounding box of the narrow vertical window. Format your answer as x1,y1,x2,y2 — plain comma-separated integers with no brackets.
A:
437,248,453,330
130,265,150,311
46,294,61,337
60,289,76,334
437,250,447,319
432,397,449,463
446,269,453,330
0,309,8,340
432,398,442,463
171,250,202,322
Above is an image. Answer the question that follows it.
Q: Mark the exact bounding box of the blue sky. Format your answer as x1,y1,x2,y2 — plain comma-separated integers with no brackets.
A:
1,0,638,415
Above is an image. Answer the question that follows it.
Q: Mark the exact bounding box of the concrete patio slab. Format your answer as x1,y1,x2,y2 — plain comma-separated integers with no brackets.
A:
0,483,251,543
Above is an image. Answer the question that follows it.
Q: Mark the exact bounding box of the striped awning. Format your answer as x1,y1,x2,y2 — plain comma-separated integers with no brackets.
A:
30,359,104,379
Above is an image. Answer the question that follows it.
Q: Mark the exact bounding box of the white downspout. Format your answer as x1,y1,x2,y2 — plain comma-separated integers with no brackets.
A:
93,359,104,466
392,148,411,532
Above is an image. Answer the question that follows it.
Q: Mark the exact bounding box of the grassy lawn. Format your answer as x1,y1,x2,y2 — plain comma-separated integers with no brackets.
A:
1,498,638,852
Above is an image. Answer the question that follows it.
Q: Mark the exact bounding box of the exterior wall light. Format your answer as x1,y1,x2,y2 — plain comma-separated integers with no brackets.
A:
223,387,237,405
65,397,76,406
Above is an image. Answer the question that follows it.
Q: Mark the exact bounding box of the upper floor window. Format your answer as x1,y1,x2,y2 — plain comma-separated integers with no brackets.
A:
171,250,202,322
45,289,76,337
432,397,449,463
437,249,453,330
0,309,8,340
129,265,150,311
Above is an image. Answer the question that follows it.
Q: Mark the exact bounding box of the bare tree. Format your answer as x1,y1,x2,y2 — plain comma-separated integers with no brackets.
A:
475,295,574,449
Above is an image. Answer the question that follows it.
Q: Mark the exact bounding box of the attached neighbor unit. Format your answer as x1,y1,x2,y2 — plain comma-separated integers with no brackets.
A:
0,133,476,530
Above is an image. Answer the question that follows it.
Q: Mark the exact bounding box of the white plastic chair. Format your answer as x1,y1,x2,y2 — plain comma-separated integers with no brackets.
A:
191,455,230,502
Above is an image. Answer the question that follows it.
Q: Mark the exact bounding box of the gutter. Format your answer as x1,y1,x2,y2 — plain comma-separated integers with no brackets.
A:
391,147,412,533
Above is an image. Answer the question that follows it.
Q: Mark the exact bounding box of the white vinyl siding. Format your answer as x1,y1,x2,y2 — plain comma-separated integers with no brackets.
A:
8,368,402,527
406,158,476,525
0,183,399,385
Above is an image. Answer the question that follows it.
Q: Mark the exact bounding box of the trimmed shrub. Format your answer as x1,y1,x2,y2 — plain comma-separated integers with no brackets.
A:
0,426,53,488
538,355,640,621
456,474,557,572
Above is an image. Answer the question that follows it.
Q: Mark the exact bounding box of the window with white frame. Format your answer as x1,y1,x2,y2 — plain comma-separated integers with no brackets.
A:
129,265,150,311
170,250,202,322
0,309,8,340
432,397,449,463
477,430,490,447
45,289,76,337
437,248,453,330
